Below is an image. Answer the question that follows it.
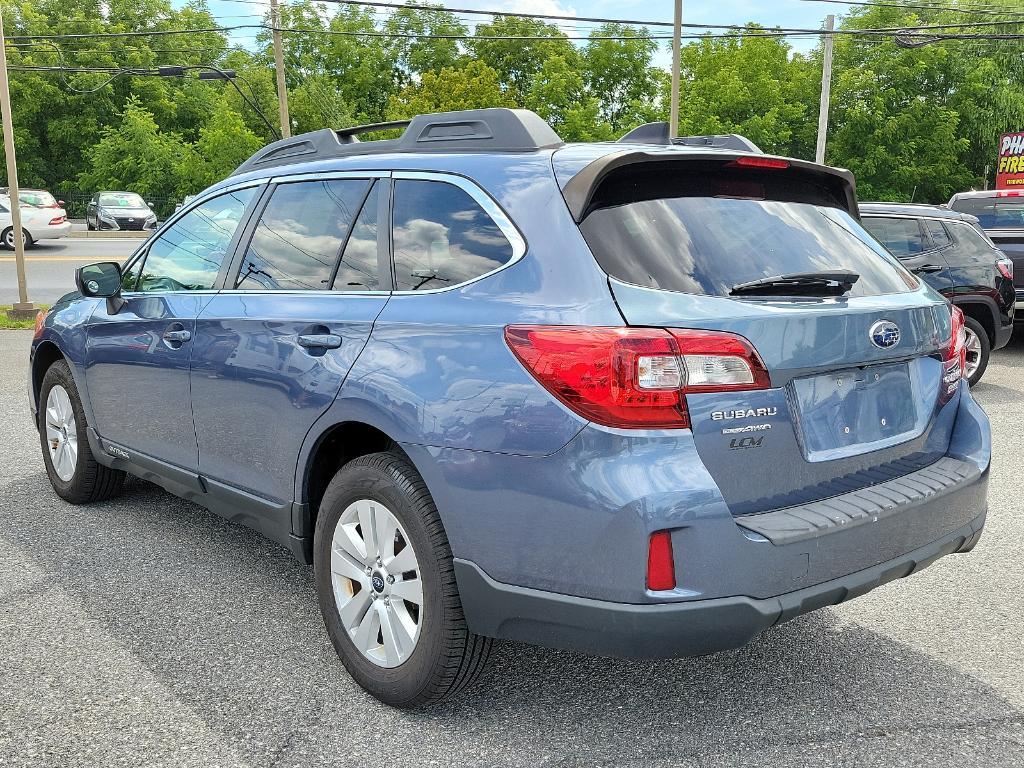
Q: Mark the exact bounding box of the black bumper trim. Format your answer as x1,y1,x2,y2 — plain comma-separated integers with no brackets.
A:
454,509,985,660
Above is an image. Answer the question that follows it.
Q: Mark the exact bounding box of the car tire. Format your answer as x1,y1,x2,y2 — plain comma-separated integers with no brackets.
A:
38,360,125,504
2,226,31,250
314,450,492,708
962,315,990,387
86,218,95,231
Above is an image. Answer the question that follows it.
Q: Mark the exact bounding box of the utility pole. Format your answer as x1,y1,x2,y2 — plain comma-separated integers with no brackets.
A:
815,14,835,165
269,0,291,139
0,7,33,320
669,0,682,138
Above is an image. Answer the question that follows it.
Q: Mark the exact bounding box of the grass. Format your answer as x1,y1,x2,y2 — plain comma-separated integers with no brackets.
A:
0,305,49,330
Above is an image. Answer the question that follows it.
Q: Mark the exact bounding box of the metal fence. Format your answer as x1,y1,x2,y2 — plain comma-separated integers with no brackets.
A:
52,186,181,221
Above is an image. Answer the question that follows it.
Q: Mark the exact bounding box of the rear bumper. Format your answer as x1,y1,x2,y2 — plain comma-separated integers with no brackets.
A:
27,221,71,241
454,508,986,659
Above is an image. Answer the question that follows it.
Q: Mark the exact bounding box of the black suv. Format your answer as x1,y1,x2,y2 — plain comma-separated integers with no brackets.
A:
861,203,1014,385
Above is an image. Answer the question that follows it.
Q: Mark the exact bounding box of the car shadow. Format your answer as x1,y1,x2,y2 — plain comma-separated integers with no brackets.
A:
3,472,1022,766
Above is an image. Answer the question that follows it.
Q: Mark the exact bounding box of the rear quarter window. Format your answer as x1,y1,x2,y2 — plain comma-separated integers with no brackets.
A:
862,217,929,257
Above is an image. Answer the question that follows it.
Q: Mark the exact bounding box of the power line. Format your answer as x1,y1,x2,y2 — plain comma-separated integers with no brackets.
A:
796,0,1024,16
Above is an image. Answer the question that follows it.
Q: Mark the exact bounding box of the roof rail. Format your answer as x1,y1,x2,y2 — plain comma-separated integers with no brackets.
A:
617,122,763,154
232,108,564,176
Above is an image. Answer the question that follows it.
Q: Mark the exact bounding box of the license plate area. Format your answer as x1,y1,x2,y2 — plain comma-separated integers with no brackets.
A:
789,361,923,462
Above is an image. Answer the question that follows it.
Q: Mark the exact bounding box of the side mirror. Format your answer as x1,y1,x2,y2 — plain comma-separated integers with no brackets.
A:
57,200,65,207
76,261,125,314
146,201,155,208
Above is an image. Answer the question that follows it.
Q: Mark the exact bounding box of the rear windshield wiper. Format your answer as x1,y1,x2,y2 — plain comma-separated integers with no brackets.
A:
729,270,860,297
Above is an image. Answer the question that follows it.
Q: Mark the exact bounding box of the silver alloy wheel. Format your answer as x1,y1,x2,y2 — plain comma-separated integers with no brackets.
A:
45,384,78,482
964,326,983,380
330,498,423,668
4,227,26,248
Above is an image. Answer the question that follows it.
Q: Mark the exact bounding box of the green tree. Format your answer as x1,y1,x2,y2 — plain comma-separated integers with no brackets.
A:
177,102,264,194
665,30,817,157
582,25,660,132
469,16,576,101
384,4,468,79
388,60,515,119
79,98,193,203
526,55,613,141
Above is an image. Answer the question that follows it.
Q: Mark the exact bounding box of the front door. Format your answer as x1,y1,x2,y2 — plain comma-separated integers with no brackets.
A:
83,186,260,471
190,174,391,508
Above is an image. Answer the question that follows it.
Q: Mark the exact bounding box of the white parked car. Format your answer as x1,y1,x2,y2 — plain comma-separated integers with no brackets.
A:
0,194,72,248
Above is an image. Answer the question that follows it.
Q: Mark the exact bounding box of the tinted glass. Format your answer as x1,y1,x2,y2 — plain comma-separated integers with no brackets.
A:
333,181,380,290
237,179,369,290
862,217,929,257
100,192,146,208
137,188,255,292
949,197,1024,229
947,221,998,260
392,180,514,291
20,190,56,207
583,197,912,297
922,219,952,248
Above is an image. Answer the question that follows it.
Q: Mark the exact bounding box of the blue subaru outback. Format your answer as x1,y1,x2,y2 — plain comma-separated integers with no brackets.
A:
30,109,990,707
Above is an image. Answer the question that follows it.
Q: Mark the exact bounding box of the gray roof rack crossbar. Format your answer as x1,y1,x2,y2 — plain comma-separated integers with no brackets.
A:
335,119,412,143
617,122,763,154
232,108,564,176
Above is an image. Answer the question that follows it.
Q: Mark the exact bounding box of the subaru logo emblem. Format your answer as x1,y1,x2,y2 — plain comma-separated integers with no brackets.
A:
371,573,385,592
869,320,900,349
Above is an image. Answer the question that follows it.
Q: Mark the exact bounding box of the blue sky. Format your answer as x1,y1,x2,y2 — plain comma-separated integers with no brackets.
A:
195,0,854,66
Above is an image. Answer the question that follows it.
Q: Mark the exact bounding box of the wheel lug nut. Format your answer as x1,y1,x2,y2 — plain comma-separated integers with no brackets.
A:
386,575,395,584
376,557,382,566
383,597,390,606
365,566,372,575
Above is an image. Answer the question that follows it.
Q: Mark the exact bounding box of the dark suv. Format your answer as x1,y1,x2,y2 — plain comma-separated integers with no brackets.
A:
861,203,1014,385
949,190,1024,318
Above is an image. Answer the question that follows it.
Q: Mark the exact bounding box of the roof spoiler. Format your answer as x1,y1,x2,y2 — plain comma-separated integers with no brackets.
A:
232,108,564,176
618,122,763,153
561,149,858,223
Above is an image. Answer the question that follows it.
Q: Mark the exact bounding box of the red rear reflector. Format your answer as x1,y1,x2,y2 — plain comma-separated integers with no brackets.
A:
504,326,770,429
729,156,790,170
647,530,676,591
939,305,966,404
997,258,1014,280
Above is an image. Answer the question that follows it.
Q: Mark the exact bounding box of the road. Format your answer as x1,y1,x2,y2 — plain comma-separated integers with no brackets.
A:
1,330,1023,767
0,239,140,305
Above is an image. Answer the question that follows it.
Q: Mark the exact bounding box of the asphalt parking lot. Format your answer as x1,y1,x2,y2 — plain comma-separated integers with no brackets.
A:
2,329,1023,767
0,238,140,304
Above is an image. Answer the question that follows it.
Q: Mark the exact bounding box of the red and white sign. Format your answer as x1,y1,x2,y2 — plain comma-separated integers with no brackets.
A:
996,132,1024,189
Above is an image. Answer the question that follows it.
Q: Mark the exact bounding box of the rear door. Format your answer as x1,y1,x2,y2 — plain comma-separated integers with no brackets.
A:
575,158,956,515
190,172,391,513
861,215,954,294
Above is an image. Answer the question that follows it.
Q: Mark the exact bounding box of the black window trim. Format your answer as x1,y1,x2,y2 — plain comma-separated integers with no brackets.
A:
389,170,527,296
220,170,392,295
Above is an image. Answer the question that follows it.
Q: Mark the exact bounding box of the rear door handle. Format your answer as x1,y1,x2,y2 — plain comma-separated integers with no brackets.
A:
913,264,944,273
297,333,342,350
162,329,192,343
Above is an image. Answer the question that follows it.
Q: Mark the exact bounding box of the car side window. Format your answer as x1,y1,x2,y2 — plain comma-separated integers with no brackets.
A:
392,179,514,292
923,219,952,249
136,188,255,292
236,179,370,291
862,217,929,258
947,221,998,261
333,180,381,291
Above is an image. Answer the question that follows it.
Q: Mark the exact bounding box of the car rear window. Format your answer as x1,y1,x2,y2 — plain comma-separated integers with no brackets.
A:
579,172,913,297
861,217,928,257
949,197,1024,229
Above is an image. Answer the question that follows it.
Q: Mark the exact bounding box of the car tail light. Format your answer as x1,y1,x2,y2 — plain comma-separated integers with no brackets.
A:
728,156,790,170
997,257,1014,280
48,215,65,225
504,326,770,429
647,530,676,591
996,191,1023,198
939,305,966,404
